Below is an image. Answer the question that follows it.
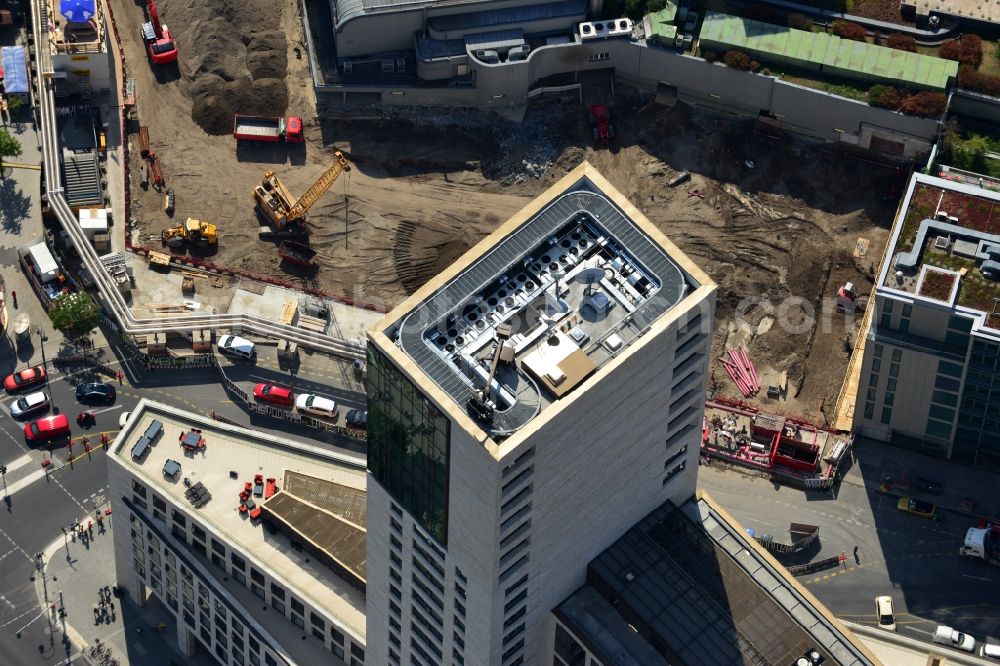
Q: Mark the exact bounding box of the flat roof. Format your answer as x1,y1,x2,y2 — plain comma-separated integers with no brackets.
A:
112,400,367,642
379,168,700,439
560,493,876,666
908,0,1000,23
880,173,1000,330
699,12,957,90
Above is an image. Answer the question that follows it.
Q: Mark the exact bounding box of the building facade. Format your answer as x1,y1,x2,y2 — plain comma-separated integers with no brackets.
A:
365,163,717,665
109,400,369,665
854,173,1000,469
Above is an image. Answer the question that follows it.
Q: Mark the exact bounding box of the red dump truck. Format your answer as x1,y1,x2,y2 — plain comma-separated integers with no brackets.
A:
233,115,304,143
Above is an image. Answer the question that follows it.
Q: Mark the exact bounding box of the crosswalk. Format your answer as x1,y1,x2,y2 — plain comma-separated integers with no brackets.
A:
0,453,52,497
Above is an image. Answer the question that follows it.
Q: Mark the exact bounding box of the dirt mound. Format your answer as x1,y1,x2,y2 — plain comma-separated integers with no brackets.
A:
163,0,289,134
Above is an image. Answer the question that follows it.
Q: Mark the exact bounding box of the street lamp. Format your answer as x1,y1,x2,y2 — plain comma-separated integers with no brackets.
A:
37,327,49,389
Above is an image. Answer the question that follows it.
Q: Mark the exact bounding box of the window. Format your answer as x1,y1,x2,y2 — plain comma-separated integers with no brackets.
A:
887,378,897,392
291,613,304,629
929,404,955,422
938,360,964,378
873,344,884,358
171,510,186,527
881,407,892,424
662,460,686,485
270,584,285,600
230,553,246,570
902,303,912,317
192,524,206,542
933,390,958,407
331,627,344,646
884,393,894,407
270,597,285,614
310,612,324,630
368,346,450,545
250,568,264,585
153,496,166,511
883,300,894,314
899,318,909,333
588,52,610,61
864,401,874,419
872,358,882,373
889,363,899,378
927,419,952,439
869,373,878,387
935,376,960,392
132,480,147,498
290,598,304,615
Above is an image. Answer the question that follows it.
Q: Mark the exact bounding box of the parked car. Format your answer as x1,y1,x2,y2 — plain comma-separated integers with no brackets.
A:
4,365,46,392
253,383,293,407
933,625,976,653
25,414,70,443
75,382,116,403
346,409,368,430
10,391,50,418
874,595,896,632
896,497,937,520
218,335,256,360
913,476,943,494
295,394,338,418
982,638,1000,660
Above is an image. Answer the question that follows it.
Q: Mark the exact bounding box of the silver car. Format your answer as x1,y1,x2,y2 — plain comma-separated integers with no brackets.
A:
10,391,50,418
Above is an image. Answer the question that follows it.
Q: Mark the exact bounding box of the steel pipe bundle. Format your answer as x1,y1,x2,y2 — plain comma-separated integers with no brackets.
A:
718,346,760,397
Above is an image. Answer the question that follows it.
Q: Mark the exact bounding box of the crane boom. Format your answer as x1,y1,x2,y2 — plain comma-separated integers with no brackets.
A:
148,0,163,37
288,151,350,220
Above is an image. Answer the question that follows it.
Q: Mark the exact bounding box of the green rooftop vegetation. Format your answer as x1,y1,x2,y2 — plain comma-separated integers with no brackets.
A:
699,12,958,90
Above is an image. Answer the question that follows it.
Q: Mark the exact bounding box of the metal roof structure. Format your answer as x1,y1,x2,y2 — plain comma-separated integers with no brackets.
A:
428,0,585,33
699,11,958,90
262,472,367,587
388,175,692,438
560,495,875,666
333,0,498,26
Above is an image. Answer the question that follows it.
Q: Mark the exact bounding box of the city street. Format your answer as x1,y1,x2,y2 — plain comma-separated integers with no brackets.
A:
0,333,366,664
699,463,1000,651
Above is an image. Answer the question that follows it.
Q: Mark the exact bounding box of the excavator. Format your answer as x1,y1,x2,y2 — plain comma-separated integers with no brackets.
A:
253,151,350,233
161,218,217,249
142,0,177,65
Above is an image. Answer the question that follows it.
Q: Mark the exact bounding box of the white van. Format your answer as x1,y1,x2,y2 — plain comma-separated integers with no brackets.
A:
934,625,976,652
218,335,256,360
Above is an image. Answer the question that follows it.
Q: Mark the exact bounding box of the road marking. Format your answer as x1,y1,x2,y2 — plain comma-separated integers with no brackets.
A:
2,453,34,474
3,468,47,496
91,405,124,416
962,574,992,582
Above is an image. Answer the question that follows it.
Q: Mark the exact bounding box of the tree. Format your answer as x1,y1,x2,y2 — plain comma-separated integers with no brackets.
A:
0,129,22,177
6,96,25,115
941,35,984,68
886,33,917,52
898,91,947,118
958,65,1000,97
48,292,101,334
787,13,813,31
723,50,753,70
868,85,904,109
832,20,867,42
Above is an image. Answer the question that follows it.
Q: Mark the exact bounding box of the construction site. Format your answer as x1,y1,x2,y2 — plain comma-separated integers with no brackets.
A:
107,0,903,423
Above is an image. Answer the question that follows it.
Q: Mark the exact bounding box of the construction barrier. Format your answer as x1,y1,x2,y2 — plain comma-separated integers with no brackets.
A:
786,555,843,576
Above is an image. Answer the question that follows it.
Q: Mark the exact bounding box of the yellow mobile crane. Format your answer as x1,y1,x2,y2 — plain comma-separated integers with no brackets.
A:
253,151,350,232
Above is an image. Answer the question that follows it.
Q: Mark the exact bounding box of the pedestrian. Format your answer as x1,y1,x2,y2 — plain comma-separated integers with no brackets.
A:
10,290,16,308
117,370,123,386
87,520,93,536
109,601,114,613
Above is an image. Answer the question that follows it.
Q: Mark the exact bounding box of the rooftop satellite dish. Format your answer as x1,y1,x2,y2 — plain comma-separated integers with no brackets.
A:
575,266,607,295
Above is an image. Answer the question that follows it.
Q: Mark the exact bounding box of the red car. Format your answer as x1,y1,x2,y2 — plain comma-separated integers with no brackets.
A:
25,414,70,442
4,365,47,392
253,383,294,407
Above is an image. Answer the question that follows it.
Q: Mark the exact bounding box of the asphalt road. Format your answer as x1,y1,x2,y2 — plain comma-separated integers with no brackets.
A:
0,341,366,664
699,464,1000,653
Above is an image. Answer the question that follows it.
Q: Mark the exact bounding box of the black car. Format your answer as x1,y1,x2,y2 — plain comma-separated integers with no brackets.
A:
346,409,368,430
913,476,943,495
76,382,116,403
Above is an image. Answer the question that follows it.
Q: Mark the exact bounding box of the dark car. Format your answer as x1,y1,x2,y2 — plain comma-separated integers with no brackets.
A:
76,382,116,403
346,409,368,430
913,477,943,495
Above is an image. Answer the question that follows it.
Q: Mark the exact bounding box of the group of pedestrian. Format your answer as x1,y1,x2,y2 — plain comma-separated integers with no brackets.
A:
93,586,116,625
75,520,95,548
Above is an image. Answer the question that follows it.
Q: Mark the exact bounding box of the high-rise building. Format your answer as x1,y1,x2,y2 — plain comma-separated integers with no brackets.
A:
365,163,717,665
854,173,1000,468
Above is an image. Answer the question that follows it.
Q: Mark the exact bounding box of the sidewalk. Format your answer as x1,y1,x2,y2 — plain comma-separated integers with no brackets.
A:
33,515,215,666
841,436,1000,519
